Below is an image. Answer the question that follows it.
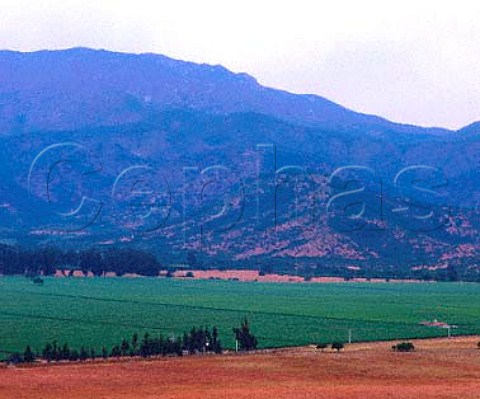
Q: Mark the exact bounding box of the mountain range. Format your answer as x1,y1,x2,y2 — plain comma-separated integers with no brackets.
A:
1,47,480,279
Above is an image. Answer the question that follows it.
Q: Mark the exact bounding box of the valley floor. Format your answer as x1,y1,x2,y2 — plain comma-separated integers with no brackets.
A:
1,336,480,399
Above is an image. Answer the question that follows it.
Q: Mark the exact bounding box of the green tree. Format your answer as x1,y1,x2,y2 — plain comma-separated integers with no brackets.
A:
42,342,53,362
110,345,121,358
101,346,108,359
447,264,459,282
131,333,139,355
69,349,79,361
233,319,258,351
52,341,60,361
186,251,198,268
79,346,89,361
23,345,35,363
211,326,223,354
60,343,71,360
140,333,152,357
121,338,130,356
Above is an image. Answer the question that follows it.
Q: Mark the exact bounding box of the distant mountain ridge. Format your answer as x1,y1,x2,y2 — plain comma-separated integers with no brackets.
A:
0,47,455,134
457,121,480,135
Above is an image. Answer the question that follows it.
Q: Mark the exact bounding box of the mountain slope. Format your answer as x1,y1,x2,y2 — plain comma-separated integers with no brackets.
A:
0,48,479,280
0,48,450,134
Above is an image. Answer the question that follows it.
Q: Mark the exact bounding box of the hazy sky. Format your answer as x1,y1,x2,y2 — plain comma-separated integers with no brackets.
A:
0,0,479,129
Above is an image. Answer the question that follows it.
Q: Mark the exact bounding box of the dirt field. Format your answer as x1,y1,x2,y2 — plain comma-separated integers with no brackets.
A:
1,336,480,399
172,269,424,283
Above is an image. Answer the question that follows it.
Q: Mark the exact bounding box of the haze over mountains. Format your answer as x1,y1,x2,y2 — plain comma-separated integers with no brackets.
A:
1,48,480,279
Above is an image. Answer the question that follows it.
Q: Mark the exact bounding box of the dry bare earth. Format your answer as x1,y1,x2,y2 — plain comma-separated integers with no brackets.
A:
1,336,480,399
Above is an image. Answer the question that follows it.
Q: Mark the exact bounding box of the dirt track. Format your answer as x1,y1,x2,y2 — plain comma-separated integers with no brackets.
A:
1,336,480,399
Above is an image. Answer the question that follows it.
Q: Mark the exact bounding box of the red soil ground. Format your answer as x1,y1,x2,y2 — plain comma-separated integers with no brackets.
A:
1,336,480,399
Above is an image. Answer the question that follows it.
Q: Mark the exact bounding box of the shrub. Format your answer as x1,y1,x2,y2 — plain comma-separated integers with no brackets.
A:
316,343,328,351
331,342,344,352
392,342,415,352
6,353,23,365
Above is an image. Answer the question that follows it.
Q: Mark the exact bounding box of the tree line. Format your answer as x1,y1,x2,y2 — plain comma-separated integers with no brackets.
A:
0,245,162,277
0,243,478,282
5,319,259,365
